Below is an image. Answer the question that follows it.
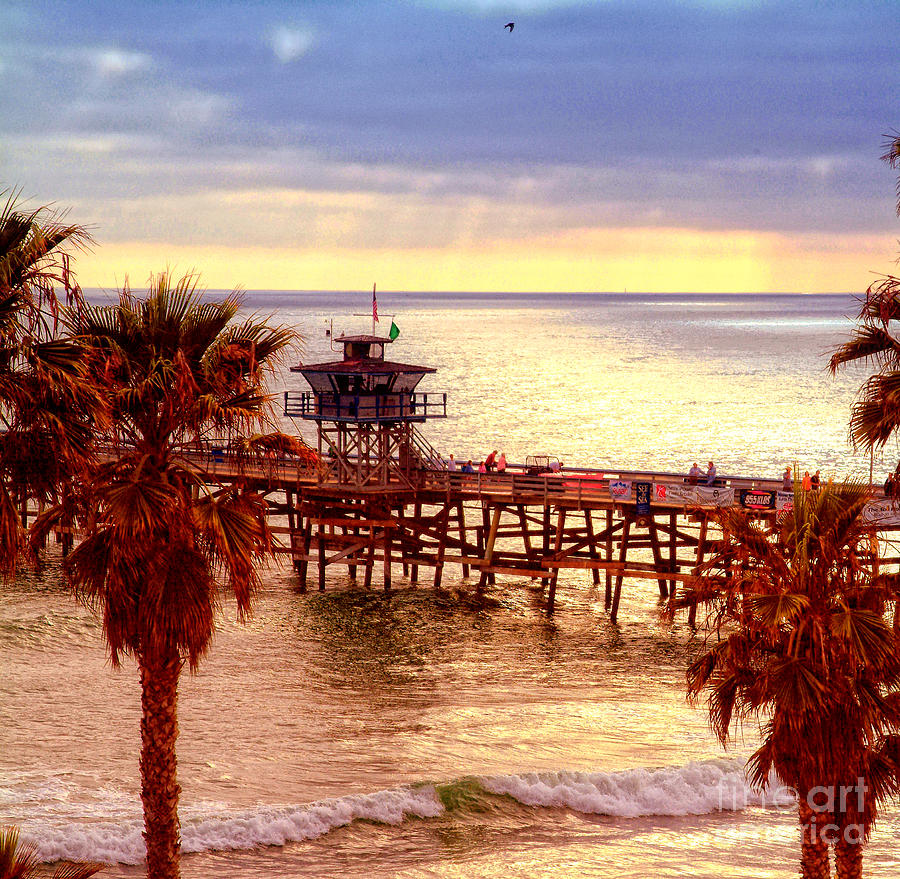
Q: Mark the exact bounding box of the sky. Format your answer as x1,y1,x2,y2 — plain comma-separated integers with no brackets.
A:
1,0,898,293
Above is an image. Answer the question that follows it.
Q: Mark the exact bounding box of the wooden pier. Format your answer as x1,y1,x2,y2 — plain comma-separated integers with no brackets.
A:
36,326,899,624
181,447,900,624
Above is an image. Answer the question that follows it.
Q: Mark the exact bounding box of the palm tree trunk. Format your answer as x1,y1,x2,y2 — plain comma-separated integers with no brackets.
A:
139,650,183,879
798,800,831,879
834,830,863,879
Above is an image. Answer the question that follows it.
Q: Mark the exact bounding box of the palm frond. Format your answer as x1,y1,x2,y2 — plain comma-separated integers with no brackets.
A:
97,465,182,538
192,490,269,614
830,324,900,373
748,592,810,629
746,739,776,792
51,863,105,879
830,607,896,668
881,130,900,215
0,824,40,878
0,482,28,576
139,543,215,669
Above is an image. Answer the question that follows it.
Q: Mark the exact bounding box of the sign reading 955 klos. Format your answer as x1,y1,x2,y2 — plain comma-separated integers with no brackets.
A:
739,489,776,510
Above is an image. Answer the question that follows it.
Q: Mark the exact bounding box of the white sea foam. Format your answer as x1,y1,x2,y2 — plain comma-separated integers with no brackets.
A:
13,759,785,864
480,758,793,817
17,784,444,865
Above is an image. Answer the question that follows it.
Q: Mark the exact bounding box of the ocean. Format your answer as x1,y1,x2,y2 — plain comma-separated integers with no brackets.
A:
3,291,900,878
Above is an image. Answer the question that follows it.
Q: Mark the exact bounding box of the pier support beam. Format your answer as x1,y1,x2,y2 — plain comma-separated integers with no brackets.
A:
478,506,503,591
547,507,566,613
433,505,450,590
688,516,709,628
610,515,632,625
648,516,668,599
605,509,614,607
456,501,470,578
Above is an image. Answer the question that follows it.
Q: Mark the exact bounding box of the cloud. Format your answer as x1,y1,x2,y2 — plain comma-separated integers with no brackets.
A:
269,25,315,63
88,47,151,77
167,89,233,127
411,0,586,11
1,0,897,287
2,128,889,247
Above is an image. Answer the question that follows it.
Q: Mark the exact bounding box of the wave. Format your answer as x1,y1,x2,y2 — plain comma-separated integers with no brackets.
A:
478,757,787,817
19,786,444,865
12,758,783,865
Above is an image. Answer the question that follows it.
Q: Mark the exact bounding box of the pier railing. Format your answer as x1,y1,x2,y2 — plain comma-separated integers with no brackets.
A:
96,436,896,525
418,466,894,520
422,467,768,498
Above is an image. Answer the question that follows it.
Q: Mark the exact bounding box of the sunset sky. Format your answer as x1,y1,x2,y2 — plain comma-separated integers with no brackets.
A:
1,0,897,293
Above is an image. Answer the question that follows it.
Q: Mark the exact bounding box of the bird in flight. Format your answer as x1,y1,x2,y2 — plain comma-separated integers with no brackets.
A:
504,21,514,32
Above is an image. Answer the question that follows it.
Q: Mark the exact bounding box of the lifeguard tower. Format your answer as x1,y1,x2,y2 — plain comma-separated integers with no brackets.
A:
284,332,447,488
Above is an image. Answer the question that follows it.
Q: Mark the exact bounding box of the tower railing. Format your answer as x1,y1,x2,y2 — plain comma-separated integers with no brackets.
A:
284,391,447,421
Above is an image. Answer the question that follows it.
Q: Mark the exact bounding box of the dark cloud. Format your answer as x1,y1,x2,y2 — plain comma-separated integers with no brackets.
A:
0,0,897,237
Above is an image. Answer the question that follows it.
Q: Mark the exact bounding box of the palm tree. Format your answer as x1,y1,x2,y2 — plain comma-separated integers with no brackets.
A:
0,190,99,573
54,271,297,879
829,131,900,453
674,481,900,879
0,824,102,879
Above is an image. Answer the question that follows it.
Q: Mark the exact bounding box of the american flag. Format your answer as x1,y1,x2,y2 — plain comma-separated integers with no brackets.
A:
372,283,379,323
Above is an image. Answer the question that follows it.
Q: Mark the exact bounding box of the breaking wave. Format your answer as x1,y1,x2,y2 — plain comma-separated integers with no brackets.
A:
7,758,783,865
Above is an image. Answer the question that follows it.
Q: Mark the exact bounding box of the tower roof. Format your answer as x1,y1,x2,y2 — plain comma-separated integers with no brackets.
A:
290,359,434,375
334,333,392,344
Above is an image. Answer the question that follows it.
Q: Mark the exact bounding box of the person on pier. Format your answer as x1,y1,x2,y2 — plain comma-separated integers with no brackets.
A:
802,470,812,491
811,469,820,491
497,451,507,472
705,461,717,485
447,454,457,471
782,466,793,492
688,462,702,484
462,460,475,473
484,449,497,471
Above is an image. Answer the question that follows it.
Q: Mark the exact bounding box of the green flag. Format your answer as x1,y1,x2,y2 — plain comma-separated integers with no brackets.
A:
389,320,400,341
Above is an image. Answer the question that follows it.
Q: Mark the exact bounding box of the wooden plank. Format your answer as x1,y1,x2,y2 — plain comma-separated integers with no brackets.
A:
307,516,397,528
478,564,548,579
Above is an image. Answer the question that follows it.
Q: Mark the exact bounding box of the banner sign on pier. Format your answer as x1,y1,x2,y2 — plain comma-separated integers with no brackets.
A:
776,491,794,513
696,485,735,506
652,483,734,507
862,499,900,528
634,481,652,515
740,489,776,510
657,483,696,504
609,480,632,501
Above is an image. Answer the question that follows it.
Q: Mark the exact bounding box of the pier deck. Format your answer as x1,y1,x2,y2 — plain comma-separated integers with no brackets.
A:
170,449,900,623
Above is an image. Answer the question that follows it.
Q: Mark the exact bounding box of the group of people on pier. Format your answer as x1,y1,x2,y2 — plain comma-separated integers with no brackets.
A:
447,450,508,474
687,461,826,492
686,461,718,485
781,467,821,492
